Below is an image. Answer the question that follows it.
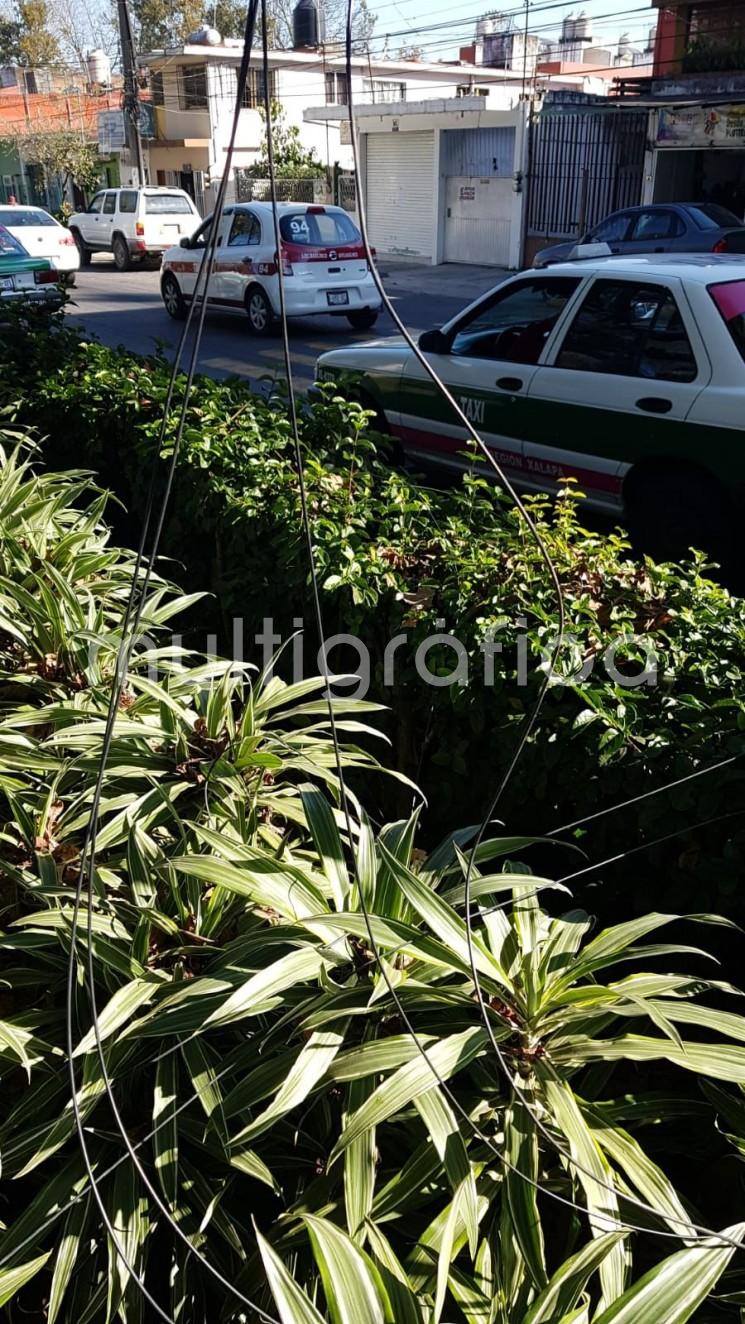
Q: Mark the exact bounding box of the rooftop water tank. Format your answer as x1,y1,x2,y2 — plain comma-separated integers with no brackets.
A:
293,0,319,50
86,48,111,85
186,27,222,45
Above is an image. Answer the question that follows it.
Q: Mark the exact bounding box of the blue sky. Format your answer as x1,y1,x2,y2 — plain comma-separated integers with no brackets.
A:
363,0,657,63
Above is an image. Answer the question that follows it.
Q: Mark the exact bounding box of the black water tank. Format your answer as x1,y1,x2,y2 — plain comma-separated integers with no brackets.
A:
293,0,319,49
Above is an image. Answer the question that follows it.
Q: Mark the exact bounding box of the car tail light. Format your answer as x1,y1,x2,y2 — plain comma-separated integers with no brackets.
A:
60,233,76,247
307,205,325,214
712,238,728,253
136,221,145,236
277,248,294,276
34,269,58,284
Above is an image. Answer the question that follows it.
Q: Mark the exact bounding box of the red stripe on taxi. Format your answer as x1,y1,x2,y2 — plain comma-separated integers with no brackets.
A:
393,425,622,495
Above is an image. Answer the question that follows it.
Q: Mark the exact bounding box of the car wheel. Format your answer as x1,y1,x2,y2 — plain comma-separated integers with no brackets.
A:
70,229,90,267
625,469,732,566
161,272,186,320
112,235,131,271
245,285,274,336
346,308,379,331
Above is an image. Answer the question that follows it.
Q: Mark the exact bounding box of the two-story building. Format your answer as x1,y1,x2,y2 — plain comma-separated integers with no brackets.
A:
137,37,539,227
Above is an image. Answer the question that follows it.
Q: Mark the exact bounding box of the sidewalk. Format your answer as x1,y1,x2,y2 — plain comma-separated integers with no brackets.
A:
377,257,509,302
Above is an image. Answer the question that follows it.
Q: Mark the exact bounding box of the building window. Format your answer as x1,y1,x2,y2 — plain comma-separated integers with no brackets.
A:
325,71,349,104
362,78,406,103
150,70,164,106
179,64,208,110
242,67,278,108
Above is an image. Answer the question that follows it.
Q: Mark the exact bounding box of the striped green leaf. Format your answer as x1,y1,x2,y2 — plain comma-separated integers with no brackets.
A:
543,1079,626,1309
204,946,326,1028
365,1221,423,1324
256,1226,326,1324
414,1087,479,1256
303,1213,387,1324
521,1232,627,1324
0,1252,51,1308
74,978,160,1055
231,1026,346,1145
345,1075,377,1241
591,1223,745,1324
48,1197,89,1324
153,1051,178,1207
301,785,350,910
378,842,511,992
504,1099,547,1291
331,1027,488,1159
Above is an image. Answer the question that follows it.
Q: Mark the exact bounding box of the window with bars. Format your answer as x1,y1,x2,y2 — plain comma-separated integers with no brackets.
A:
241,67,278,108
179,64,208,110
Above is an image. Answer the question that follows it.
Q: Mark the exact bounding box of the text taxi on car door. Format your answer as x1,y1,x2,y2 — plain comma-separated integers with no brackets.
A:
315,255,745,559
160,201,382,335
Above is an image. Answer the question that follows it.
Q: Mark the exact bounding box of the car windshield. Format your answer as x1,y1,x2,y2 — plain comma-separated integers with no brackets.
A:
279,210,361,247
144,194,194,214
688,204,742,229
709,279,745,361
0,207,56,227
0,226,26,256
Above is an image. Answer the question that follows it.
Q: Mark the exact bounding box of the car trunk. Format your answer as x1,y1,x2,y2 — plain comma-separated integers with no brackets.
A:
281,240,369,305
0,255,53,290
6,224,71,260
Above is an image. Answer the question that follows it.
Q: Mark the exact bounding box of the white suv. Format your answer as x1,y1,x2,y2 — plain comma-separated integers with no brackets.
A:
69,186,201,271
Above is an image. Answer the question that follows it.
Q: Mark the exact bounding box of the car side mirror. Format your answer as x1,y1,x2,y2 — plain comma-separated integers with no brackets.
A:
418,327,449,353
179,236,192,249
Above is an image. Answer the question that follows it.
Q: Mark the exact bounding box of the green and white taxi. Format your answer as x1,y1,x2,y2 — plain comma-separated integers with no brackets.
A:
316,256,745,550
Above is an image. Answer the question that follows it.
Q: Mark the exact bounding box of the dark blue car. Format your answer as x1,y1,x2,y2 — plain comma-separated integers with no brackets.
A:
534,202,745,268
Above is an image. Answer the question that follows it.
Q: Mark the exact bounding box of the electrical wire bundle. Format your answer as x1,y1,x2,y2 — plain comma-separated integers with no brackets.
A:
46,0,745,1316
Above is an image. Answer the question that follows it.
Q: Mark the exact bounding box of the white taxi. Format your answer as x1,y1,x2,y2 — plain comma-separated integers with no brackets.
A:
315,255,745,561
159,201,382,335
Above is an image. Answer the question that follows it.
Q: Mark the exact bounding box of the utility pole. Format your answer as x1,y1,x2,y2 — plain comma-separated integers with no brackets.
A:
117,0,145,186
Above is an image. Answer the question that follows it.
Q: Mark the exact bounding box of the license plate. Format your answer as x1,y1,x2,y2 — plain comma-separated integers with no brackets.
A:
327,290,349,306
0,276,14,290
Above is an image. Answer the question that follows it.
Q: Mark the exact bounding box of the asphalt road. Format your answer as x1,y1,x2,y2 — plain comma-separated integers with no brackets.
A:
66,255,484,393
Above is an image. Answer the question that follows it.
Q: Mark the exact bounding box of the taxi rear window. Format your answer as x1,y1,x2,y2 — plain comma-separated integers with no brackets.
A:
709,280,745,362
279,210,361,247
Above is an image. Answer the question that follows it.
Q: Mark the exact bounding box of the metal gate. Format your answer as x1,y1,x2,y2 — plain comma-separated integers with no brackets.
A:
234,175,317,203
443,177,513,265
334,169,356,212
366,132,435,258
528,108,648,240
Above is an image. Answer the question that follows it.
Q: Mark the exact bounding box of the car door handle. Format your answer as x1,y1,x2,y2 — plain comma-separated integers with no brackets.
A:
636,396,673,414
495,376,523,392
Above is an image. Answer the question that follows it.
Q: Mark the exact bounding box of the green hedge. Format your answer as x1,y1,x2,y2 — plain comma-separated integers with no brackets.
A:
3,311,745,917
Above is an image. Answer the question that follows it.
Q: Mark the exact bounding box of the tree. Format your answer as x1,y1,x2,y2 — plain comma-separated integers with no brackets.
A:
15,127,101,192
16,0,60,64
47,0,118,71
131,0,204,51
211,0,251,40
0,13,23,63
247,99,324,177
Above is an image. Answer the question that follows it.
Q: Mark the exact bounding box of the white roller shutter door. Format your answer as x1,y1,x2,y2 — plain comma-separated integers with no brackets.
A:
365,131,434,259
